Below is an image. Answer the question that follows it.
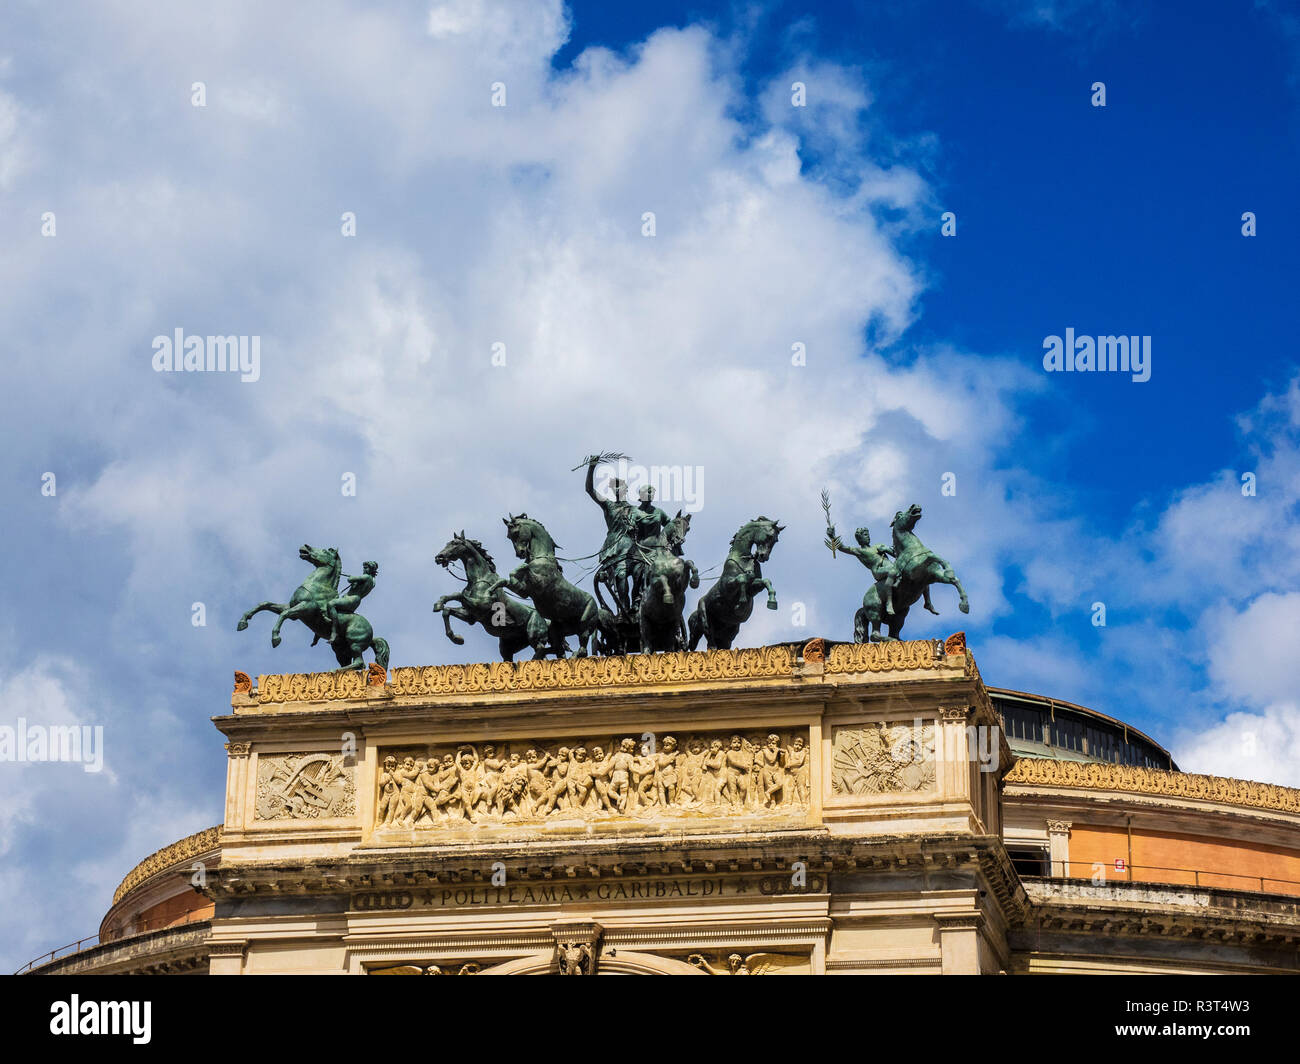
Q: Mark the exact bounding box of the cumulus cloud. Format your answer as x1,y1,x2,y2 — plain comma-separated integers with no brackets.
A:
1174,704,1300,788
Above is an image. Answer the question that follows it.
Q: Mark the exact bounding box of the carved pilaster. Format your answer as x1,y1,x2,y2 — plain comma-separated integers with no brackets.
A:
224,742,253,831
208,940,248,976
1045,819,1072,878
934,913,984,975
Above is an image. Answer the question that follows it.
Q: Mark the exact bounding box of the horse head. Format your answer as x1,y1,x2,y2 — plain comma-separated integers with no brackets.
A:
892,504,923,535
299,544,341,573
436,531,494,572
503,513,530,559
503,513,557,562
741,516,783,562
666,510,691,551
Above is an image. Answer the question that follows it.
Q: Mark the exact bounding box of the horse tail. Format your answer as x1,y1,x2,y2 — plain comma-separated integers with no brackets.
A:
372,637,390,670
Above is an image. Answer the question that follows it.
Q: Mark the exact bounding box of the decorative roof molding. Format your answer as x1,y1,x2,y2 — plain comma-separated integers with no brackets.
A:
112,826,221,906
825,639,947,674
1006,758,1300,815
245,639,967,705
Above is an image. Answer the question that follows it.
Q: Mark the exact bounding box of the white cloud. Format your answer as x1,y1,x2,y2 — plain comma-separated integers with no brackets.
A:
1206,592,1300,707
1174,704,1300,788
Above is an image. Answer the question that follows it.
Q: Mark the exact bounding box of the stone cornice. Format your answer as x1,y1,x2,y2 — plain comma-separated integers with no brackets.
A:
112,826,221,906
1006,758,1300,815
207,831,1016,904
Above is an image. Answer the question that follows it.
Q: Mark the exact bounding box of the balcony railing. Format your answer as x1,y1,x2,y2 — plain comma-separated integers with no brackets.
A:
14,911,210,975
1045,859,1300,897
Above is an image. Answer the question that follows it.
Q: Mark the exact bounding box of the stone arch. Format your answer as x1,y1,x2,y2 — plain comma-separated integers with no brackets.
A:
477,950,704,975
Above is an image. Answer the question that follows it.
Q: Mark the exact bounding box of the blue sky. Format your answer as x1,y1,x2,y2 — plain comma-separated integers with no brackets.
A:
1,0,1298,969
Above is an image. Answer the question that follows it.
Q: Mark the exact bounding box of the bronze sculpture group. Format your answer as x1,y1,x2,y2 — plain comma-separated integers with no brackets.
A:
237,454,968,670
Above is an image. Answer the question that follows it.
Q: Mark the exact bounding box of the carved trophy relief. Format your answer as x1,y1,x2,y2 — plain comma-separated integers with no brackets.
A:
373,728,810,831
830,721,936,796
254,752,356,820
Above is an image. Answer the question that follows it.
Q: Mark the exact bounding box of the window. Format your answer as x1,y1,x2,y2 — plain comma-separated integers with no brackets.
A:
1006,845,1049,877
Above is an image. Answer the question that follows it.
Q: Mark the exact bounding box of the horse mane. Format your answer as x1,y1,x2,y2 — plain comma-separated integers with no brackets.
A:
461,536,495,570
730,516,775,548
508,514,560,551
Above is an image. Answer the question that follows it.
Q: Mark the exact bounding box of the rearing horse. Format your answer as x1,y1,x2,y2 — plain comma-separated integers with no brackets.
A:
687,516,782,651
433,532,550,661
489,514,600,657
236,544,390,671
856,504,968,641
636,511,700,653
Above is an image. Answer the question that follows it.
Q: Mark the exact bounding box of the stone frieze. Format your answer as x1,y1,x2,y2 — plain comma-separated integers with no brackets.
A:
374,728,811,830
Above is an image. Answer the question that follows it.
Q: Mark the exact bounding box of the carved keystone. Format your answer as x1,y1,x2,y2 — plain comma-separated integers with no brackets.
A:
549,920,603,975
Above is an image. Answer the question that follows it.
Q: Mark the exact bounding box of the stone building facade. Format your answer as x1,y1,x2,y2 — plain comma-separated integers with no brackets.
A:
23,636,1300,975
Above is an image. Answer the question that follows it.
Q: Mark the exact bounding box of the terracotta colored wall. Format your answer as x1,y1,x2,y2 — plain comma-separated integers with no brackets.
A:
108,888,213,939
1065,824,1300,896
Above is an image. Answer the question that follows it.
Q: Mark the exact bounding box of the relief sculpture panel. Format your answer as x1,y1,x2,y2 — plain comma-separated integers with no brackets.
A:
255,752,356,820
374,728,810,831
830,721,936,796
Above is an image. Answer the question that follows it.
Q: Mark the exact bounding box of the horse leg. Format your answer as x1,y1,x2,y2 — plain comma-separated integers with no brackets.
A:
687,605,706,651
270,601,314,648
236,602,288,631
575,599,599,658
755,577,778,610
333,638,365,672
441,605,472,646
525,612,550,658
711,619,739,651
499,631,529,663
940,568,971,614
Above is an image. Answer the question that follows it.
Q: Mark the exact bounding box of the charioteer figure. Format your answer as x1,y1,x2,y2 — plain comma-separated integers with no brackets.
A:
822,496,969,642
629,484,671,608
585,455,637,618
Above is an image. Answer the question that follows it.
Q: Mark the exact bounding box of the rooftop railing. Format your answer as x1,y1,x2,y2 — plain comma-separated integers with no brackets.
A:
14,911,210,975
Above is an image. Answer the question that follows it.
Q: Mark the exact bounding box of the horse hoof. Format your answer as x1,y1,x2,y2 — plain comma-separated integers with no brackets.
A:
236,620,248,631
766,600,778,610
450,635,465,646
270,634,282,648
960,602,970,614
